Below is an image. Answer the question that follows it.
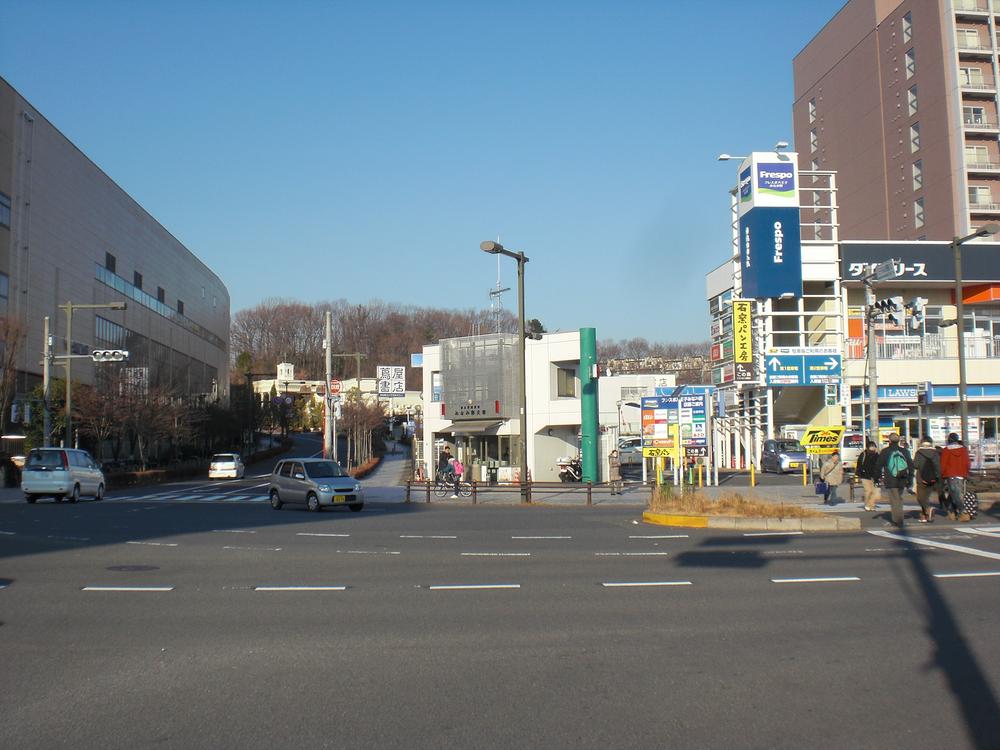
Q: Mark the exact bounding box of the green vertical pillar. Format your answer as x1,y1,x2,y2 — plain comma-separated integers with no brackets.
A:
580,327,599,483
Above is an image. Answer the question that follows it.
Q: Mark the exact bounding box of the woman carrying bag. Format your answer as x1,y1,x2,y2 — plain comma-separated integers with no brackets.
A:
818,452,844,506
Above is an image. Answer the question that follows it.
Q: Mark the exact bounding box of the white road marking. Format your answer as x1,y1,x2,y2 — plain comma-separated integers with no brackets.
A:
0,583,8,589
223,545,282,551
429,584,520,590
762,550,805,555
461,552,531,557
297,532,351,538
0,530,15,535
744,531,804,537
771,577,860,584
82,586,174,592
868,530,1000,561
628,535,689,539
126,541,178,547
602,581,692,587
400,535,457,539
199,495,228,502
933,571,1000,579
337,550,400,555
511,536,572,540
595,552,670,557
254,585,347,591
957,527,1000,539
47,535,90,541
212,529,256,534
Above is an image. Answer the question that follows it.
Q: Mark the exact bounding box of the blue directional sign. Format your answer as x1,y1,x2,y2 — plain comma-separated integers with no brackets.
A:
766,353,841,386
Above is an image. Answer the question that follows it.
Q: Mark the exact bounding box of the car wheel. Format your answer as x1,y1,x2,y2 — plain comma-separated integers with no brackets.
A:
95,484,105,501
349,503,363,512
25,494,37,504
269,490,282,510
307,492,320,512
69,485,80,503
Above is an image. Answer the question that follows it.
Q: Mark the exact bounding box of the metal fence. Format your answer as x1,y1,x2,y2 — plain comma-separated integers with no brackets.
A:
846,334,1000,360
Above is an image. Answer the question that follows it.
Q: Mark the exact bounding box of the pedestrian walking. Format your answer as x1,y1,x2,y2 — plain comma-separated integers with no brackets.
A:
876,432,914,528
449,456,464,499
941,432,971,521
855,440,881,511
913,437,941,523
608,450,622,495
818,452,843,505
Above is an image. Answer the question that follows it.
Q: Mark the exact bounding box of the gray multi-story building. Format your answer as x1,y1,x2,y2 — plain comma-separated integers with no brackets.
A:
0,76,229,436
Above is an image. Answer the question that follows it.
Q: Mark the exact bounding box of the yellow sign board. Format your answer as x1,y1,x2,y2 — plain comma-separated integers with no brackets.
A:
800,426,845,448
733,300,753,364
642,425,680,460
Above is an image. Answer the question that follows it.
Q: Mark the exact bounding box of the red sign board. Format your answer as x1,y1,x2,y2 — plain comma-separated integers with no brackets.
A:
329,379,342,394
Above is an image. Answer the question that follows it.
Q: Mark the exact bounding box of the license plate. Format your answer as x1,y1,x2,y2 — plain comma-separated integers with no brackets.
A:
333,495,346,503
788,463,801,468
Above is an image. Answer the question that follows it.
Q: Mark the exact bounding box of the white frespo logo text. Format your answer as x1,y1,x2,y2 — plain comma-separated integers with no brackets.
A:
773,222,784,263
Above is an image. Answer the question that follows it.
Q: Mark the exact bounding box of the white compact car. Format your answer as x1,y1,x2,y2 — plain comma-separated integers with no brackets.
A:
22,448,106,503
209,453,245,480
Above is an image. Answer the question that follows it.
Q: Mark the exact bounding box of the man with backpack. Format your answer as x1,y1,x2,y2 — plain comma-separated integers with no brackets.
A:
876,432,914,528
913,437,941,523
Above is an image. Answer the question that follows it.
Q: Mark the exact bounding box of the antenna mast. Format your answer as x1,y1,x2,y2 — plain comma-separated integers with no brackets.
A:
488,235,511,333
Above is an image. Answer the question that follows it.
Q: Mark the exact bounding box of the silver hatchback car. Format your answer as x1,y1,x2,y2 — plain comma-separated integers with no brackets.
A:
268,458,364,512
22,448,106,503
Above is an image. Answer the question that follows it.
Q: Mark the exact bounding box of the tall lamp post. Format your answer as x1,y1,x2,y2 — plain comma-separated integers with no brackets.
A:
58,300,127,447
480,240,530,502
951,223,999,447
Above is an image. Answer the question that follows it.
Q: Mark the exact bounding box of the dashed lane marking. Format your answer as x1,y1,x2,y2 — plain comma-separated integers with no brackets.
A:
771,577,861,584
428,584,521,590
126,541,178,547
222,545,282,551
0,530,15,535
595,552,670,557
511,536,572,540
254,585,347,591
400,535,458,539
82,586,174,592
297,532,351,538
628,535,689,539
336,550,400,555
212,529,256,534
933,571,1000,579
461,552,531,557
601,581,692,587
47,535,90,541
867,530,1000,561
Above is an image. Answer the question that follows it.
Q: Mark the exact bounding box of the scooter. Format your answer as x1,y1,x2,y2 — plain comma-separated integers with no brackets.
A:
556,456,582,482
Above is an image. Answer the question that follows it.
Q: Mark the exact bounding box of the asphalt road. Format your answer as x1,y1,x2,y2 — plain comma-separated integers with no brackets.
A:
3,486,1000,749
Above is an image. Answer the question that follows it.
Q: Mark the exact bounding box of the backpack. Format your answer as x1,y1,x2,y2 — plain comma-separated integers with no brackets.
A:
887,450,909,479
918,454,939,484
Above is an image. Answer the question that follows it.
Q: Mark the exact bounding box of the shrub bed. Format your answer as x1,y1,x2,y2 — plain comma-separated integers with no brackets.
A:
649,487,823,519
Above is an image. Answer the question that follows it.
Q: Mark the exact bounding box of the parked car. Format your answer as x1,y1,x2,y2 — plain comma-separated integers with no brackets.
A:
268,458,363,512
21,448,105,504
760,439,808,474
840,432,865,471
618,437,643,466
209,453,245,480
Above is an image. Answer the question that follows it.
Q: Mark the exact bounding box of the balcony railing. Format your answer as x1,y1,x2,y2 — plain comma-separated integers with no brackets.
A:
964,117,998,129
846,334,1000,360
961,80,996,91
969,200,1000,210
965,160,1000,170
955,0,990,12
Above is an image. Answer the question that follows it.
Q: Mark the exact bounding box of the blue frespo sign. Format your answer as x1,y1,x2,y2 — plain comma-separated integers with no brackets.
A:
756,163,796,199
739,206,803,299
739,166,752,204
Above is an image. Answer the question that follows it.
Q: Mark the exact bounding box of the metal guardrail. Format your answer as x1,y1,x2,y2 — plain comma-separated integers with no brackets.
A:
845,335,1000,360
405,480,600,505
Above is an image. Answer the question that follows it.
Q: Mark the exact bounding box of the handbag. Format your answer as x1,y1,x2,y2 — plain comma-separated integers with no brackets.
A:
814,480,829,495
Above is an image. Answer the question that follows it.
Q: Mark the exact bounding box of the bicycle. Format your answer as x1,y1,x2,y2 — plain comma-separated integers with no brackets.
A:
434,471,472,498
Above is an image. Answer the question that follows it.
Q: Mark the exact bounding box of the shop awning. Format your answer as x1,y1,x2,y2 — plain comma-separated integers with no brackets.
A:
445,420,504,435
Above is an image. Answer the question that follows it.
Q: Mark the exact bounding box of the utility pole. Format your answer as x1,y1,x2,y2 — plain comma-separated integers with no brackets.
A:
42,316,51,447
865,281,879,447
324,311,333,460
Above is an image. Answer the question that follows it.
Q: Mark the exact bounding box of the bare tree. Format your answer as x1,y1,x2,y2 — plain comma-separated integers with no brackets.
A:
0,314,27,431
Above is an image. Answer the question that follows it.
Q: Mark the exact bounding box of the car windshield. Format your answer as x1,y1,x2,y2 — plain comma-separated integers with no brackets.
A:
304,461,346,478
212,454,236,463
777,441,804,453
26,450,64,469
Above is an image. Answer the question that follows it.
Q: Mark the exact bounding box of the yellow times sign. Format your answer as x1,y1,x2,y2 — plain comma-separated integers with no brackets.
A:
800,426,845,448
733,300,753,364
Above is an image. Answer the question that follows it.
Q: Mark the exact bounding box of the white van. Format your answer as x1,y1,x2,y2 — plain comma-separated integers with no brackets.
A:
841,433,865,471
21,448,106,503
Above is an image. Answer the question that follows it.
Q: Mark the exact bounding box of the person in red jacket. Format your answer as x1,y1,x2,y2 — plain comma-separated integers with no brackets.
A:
940,432,971,521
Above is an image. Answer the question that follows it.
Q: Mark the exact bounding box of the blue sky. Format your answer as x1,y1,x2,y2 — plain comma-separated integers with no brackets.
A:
1,0,845,342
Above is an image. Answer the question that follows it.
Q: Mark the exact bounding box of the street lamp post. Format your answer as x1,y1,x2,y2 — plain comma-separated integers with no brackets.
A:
58,301,126,447
951,223,999,447
480,240,530,502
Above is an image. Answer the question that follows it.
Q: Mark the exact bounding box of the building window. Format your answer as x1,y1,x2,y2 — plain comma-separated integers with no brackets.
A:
556,367,576,398
0,191,10,228
963,105,986,125
910,122,921,152
177,299,184,316
969,185,992,206
157,286,165,303
907,85,918,116
905,48,916,79
902,12,912,43
808,98,816,124
212,295,217,309
0,271,8,316
960,66,985,87
201,286,206,299
810,128,818,153
956,29,980,50
105,252,116,273
912,160,923,191
914,197,925,228
811,159,820,170
965,144,989,167
133,271,143,290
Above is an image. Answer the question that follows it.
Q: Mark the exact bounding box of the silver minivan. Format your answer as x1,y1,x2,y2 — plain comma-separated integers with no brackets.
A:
268,458,364,512
21,448,106,504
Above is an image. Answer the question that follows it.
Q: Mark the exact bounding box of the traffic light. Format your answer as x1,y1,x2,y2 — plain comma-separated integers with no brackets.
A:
91,349,129,362
906,296,928,329
871,296,903,315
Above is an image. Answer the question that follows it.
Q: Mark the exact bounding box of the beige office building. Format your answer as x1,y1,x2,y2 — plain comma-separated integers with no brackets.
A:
0,77,230,433
794,0,1000,243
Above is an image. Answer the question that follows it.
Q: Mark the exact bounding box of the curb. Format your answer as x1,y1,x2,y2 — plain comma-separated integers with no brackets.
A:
642,511,861,532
